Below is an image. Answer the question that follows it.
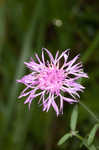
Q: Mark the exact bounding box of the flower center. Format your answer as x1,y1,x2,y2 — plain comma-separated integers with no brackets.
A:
38,65,65,95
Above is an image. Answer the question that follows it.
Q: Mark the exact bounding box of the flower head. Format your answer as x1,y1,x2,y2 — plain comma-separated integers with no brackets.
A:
17,48,88,116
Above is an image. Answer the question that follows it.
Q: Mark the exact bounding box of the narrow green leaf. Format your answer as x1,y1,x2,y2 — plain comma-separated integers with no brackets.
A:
58,133,72,146
82,32,99,63
70,104,78,131
87,124,99,146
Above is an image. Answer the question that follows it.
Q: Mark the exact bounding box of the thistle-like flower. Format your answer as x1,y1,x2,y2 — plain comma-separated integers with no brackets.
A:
17,48,88,116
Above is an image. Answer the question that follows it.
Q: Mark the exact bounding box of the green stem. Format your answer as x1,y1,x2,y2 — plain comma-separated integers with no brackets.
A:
79,101,99,123
75,134,84,141
82,32,99,63
75,134,89,149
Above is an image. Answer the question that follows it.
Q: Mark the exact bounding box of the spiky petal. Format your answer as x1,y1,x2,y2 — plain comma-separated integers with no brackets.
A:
17,48,88,116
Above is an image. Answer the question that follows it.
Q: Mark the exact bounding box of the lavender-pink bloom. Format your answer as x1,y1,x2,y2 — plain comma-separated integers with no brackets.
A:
17,48,88,116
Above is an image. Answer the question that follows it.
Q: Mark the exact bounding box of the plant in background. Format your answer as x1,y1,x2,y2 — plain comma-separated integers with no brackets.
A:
17,48,88,116
58,104,99,150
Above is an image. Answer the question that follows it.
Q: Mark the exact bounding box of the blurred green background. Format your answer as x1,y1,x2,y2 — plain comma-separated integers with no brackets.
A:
0,0,99,149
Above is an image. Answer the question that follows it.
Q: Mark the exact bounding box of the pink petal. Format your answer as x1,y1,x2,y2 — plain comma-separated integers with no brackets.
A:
52,100,59,116
42,48,55,63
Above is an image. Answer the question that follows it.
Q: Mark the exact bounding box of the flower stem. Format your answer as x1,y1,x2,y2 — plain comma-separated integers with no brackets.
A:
79,101,99,123
75,134,84,141
74,134,90,149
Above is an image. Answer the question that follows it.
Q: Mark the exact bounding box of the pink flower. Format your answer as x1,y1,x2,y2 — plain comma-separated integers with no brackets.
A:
17,48,88,116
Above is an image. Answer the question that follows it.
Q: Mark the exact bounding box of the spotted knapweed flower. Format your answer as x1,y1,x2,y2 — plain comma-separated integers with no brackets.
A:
17,48,88,116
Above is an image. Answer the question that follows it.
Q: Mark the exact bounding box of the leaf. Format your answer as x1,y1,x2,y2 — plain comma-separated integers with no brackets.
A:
89,145,96,150
80,139,88,148
58,133,72,146
70,104,78,131
87,124,99,146
75,134,96,150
